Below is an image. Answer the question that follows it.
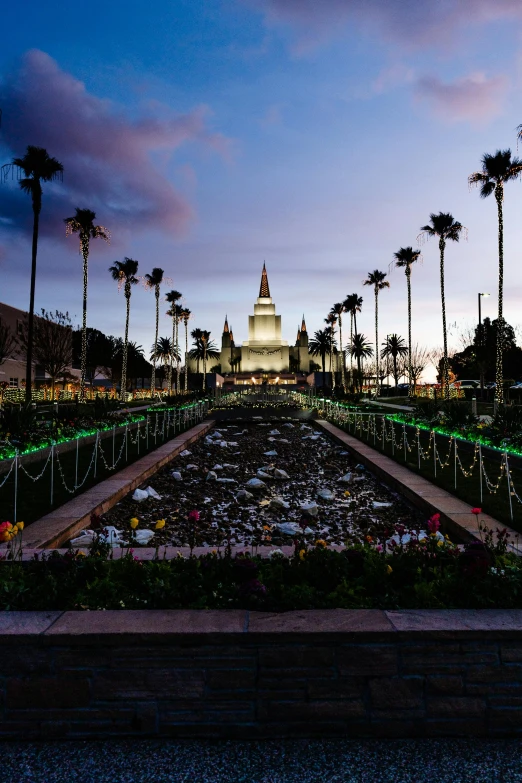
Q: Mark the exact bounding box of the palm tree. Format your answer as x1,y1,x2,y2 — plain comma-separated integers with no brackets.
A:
189,330,219,389
201,330,211,391
174,304,185,393
109,258,139,400
309,327,334,387
150,336,178,389
393,247,421,395
381,334,408,388
350,333,374,391
418,213,465,400
144,268,165,396
469,149,522,406
64,208,110,401
190,328,203,374
165,289,182,394
363,270,389,396
2,147,64,402
330,302,346,389
181,308,191,392
324,312,338,387
344,294,363,388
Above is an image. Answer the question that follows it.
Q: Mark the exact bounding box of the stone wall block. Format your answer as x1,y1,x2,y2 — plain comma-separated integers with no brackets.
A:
369,676,424,710
6,677,90,710
426,675,464,695
337,645,398,676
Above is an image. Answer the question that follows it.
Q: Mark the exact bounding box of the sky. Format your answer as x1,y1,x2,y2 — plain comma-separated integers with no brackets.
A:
2,0,522,380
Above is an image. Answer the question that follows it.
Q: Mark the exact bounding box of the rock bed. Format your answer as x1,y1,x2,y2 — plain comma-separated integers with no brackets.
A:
77,420,424,549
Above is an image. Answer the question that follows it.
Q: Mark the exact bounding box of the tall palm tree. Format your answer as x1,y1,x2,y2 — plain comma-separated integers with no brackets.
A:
393,247,421,395
165,289,182,394
469,149,522,406
363,270,389,396
2,147,64,402
181,308,191,392
150,336,178,389
65,208,110,402
109,258,139,400
350,334,374,391
324,312,337,387
144,268,165,396
344,294,363,388
190,328,203,374
309,327,334,387
201,329,212,391
381,334,408,388
418,213,465,400
174,304,185,393
330,303,345,388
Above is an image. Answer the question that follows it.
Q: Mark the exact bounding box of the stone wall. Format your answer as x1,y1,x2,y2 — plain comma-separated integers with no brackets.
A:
2,609,522,739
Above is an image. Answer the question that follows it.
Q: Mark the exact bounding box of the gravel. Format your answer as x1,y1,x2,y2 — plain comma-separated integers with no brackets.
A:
0,738,519,782
91,420,423,550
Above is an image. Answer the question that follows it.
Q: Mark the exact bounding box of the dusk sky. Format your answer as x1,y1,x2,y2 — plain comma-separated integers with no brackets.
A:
2,0,522,379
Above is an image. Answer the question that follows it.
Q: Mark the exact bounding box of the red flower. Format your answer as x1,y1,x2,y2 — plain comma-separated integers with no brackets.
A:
471,507,482,516
188,510,200,522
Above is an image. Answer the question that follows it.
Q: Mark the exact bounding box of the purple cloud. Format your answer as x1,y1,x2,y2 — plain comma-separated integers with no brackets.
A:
245,0,522,50
414,72,509,122
0,50,230,239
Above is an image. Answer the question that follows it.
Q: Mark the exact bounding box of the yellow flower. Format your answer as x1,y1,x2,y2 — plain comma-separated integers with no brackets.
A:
155,519,166,530
77,551,86,557
130,518,139,530
386,564,393,574
16,521,24,530
344,491,351,497
315,539,327,548
437,539,444,547
366,535,373,543
299,549,306,561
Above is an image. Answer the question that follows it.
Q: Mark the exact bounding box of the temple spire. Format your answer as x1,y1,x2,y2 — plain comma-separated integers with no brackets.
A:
259,262,271,298
301,314,307,333
223,315,229,334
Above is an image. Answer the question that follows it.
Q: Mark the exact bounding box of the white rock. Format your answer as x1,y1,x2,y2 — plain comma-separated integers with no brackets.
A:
134,529,155,545
206,471,218,481
274,468,290,480
372,501,392,509
186,464,198,470
213,464,224,470
275,522,302,535
338,473,352,483
145,486,161,499
304,527,314,534
269,429,280,436
236,490,254,502
264,450,278,457
317,488,335,501
98,526,123,546
132,488,149,502
246,478,266,490
282,423,294,429
270,497,291,510
268,548,285,558
257,470,272,480
70,531,95,547
216,478,237,484
180,449,192,457
228,442,239,447
300,502,319,517
171,471,182,481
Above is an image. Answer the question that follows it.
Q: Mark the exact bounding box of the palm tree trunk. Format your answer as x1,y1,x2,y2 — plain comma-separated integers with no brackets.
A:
26,200,40,404
353,311,362,391
393,354,398,387
152,289,159,396
184,321,189,392
439,238,450,400
406,268,412,396
121,289,131,402
175,318,180,394
203,347,207,391
339,313,344,390
80,244,89,403
495,184,504,406
349,313,353,389
374,288,379,397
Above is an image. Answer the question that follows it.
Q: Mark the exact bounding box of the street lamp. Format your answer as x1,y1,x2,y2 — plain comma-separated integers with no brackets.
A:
478,293,490,398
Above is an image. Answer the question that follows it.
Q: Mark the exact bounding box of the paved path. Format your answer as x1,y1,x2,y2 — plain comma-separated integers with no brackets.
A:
0,738,518,782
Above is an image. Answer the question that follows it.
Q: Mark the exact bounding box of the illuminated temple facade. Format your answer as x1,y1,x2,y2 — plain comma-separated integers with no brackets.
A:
219,264,310,376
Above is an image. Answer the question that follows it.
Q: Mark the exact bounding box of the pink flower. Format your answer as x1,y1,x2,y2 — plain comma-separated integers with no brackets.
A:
471,507,482,516
188,510,200,522
427,516,440,534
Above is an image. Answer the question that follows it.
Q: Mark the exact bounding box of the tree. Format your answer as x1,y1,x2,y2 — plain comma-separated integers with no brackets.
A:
181,308,191,392
201,330,212,390
150,336,178,389
109,258,139,399
165,290,183,394
324,312,338,386
309,327,334,386
65,208,110,401
469,150,522,405
330,304,345,387
381,334,408,387
402,343,430,392
19,310,72,401
2,146,64,402
72,327,114,385
344,294,363,388
0,320,17,367
418,212,465,400
190,328,203,374
350,333,374,391
189,330,219,385
144,268,165,396
363,270,389,395
393,246,421,394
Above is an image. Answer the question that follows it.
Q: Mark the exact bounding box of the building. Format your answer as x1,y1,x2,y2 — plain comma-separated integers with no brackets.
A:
187,264,310,383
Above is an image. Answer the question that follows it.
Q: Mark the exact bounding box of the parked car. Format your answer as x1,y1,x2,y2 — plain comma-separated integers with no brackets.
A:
449,380,480,389
510,382,522,390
